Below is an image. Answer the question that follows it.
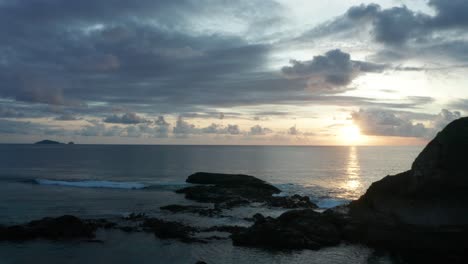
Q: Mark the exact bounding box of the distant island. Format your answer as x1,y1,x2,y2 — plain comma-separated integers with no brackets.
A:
34,140,75,145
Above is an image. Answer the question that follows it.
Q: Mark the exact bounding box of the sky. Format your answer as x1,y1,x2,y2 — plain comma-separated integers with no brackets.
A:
1,0,467,145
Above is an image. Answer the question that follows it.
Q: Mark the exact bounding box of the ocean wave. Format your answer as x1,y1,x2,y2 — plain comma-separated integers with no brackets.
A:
32,178,192,190
273,183,351,209
34,179,149,189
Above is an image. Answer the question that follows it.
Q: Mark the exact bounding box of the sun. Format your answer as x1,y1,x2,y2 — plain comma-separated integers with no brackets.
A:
340,125,362,145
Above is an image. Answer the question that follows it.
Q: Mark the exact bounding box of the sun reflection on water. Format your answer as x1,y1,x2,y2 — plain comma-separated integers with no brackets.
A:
342,146,362,199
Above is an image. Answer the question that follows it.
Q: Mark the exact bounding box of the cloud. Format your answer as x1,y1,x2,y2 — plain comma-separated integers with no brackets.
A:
352,108,461,138
428,0,468,28
249,125,272,135
226,125,241,135
449,99,468,111
433,109,461,131
300,2,468,63
288,125,300,135
55,113,80,121
173,117,243,136
352,109,427,137
173,117,198,136
0,119,44,135
152,116,170,138
104,112,149,124
0,106,25,118
79,122,108,137
281,49,386,92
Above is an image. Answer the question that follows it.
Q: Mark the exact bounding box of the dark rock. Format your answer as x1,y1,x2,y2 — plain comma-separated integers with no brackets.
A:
142,218,201,243
252,213,265,223
267,194,318,209
67,141,75,144
0,215,96,241
87,218,117,229
160,204,221,217
34,139,63,145
186,172,280,193
123,212,147,221
119,226,137,233
231,209,341,250
203,225,247,235
179,173,316,210
346,117,468,257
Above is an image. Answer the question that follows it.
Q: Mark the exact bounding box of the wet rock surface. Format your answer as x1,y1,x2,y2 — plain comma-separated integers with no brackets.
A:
142,218,202,243
176,172,318,210
232,209,341,250
0,215,97,241
160,204,222,217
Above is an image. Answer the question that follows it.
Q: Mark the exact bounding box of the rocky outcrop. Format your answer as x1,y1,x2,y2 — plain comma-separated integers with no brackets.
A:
160,204,222,217
186,172,279,189
0,215,96,241
231,209,340,250
142,218,201,243
346,117,468,258
267,194,318,209
176,172,318,209
178,172,281,204
231,118,468,259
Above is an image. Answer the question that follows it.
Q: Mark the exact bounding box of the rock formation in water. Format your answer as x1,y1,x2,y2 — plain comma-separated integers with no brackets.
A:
231,117,468,262
175,172,317,209
232,209,340,250
337,117,468,262
0,215,96,241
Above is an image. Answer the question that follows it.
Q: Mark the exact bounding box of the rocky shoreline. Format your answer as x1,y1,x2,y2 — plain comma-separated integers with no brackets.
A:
3,118,468,263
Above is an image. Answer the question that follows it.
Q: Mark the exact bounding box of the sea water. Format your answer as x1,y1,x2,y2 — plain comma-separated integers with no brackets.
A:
0,144,421,263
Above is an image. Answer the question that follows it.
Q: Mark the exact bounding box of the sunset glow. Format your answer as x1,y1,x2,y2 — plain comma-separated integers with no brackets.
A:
340,125,362,145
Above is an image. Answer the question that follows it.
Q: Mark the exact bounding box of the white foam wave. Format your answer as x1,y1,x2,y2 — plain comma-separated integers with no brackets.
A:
35,179,148,189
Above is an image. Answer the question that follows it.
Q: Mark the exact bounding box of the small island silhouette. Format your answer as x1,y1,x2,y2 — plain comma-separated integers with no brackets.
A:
34,140,75,145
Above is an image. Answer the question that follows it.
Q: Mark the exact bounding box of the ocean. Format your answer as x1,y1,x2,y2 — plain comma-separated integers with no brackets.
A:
0,144,422,263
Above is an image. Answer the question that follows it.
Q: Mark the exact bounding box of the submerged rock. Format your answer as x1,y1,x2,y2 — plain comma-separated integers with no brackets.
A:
0,215,96,241
231,209,341,250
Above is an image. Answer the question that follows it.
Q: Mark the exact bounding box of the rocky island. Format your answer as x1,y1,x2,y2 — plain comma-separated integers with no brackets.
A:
34,139,63,145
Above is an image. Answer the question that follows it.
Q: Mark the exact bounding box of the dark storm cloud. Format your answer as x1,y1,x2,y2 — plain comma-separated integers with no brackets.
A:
428,0,468,28
0,0,437,131
0,0,287,114
352,108,461,138
300,2,468,62
104,112,150,124
360,5,429,45
281,49,386,92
